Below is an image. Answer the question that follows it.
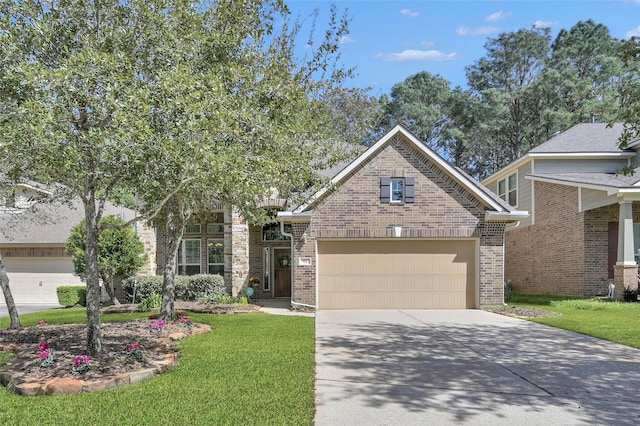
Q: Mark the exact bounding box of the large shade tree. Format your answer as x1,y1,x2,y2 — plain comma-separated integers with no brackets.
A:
0,0,354,354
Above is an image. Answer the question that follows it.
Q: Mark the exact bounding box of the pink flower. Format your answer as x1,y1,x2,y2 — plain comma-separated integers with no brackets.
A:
74,355,91,367
38,320,47,326
38,341,50,351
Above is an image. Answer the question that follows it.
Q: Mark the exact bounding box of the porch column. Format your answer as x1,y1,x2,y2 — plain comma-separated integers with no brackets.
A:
224,208,249,297
614,200,637,298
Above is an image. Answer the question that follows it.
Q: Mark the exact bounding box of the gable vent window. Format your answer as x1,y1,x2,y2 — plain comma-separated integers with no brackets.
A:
380,177,415,204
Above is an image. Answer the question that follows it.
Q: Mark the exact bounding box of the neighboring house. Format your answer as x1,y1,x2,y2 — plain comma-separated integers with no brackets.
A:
0,182,148,304
483,123,640,298
156,126,525,309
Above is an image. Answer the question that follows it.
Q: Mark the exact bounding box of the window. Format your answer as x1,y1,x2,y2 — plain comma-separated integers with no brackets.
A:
177,239,201,275
207,239,224,275
498,172,518,207
262,223,292,241
207,213,224,234
184,222,201,234
380,177,415,203
262,247,271,291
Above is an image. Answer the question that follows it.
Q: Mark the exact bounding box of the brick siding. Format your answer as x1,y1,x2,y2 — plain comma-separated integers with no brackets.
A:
290,133,507,307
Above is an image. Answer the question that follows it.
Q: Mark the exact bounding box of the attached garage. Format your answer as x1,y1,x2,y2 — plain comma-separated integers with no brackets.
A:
0,258,83,305
318,240,477,309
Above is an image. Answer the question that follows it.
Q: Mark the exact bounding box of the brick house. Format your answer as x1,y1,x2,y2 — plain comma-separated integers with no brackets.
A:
0,182,146,304
272,125,526,309
482,123,640,298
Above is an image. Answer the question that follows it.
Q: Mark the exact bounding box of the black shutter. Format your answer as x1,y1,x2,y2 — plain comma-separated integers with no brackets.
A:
405,177,415,203
380,177,390,202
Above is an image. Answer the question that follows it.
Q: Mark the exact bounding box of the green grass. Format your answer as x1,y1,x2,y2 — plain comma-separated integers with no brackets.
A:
508,294,640,349
0,309,315,425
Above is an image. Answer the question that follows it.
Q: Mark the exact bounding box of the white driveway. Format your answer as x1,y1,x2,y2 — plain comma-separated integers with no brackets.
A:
315,310,640,425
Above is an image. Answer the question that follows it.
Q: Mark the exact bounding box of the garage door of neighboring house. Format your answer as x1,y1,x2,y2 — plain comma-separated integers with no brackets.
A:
317,240,477,309
0,258,83,304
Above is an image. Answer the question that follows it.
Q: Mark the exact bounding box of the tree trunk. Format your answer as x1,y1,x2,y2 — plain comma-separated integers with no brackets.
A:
84,197,103,356
100,274,121,305
159,196,187,322
0,253,21,329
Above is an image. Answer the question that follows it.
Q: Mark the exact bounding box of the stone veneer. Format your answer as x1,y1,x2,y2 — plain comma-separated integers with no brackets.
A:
287,133,508,308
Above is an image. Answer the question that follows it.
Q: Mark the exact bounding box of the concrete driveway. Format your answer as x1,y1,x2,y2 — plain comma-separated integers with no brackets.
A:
315,310,640,425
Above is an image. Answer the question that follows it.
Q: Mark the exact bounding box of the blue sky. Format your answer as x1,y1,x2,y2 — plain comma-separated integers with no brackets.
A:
286,0,640,96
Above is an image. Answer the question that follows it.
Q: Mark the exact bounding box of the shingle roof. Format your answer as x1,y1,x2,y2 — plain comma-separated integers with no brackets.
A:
0,198,136,245
529,123,628,154
527,171,640,188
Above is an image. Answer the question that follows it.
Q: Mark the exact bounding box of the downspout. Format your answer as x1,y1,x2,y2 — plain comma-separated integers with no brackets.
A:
280,220,316,309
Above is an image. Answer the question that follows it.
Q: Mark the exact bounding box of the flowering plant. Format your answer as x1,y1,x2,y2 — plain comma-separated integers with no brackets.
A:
248,276,261,285
126,342,144,361
179,316,193,329
38,341,56,367
0,329,7,337
38,319,47,326
71,355,92,375
150,320,167,333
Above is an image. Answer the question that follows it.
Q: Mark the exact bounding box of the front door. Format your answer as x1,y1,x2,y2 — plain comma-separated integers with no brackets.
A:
274,248,292,298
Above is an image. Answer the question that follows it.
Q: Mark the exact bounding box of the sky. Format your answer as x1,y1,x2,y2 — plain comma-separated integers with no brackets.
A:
285,0,640,96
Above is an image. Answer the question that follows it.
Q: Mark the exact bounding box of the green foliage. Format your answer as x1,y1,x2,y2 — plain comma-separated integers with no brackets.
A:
138,294,163,312
56,286,87,308
174,274,226,302
66,215,147,287
504,280,514,303
123,274,226,303
0,309,315,425
122,276,164,304
623,287,639,303
549,299,616,311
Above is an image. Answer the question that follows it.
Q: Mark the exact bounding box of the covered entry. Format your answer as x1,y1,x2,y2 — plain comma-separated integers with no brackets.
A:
317,240,477,309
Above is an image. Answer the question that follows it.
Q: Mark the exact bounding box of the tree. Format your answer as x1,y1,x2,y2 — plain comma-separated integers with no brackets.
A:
378,71,452,150
547,20,623,125
466,27,552,173
1,0,355,352
66,215,146,305
617,36,640,149
0,253,20,329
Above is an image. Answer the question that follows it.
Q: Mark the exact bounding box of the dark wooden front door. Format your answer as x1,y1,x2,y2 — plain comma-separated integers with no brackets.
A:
274,248,292,298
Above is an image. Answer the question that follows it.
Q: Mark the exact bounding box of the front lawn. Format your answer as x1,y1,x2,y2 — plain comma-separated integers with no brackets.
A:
509,295,640,349
0,309,315,425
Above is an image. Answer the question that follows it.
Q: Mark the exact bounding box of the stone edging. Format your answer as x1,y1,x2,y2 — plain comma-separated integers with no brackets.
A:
0,325,211,396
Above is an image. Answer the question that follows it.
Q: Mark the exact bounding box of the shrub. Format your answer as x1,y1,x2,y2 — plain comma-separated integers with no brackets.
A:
175,274,226,301
623,287,639,303
56,286,87,307
124,274,226,303
122,276,163,303
504,280,514,303
138,293,163,311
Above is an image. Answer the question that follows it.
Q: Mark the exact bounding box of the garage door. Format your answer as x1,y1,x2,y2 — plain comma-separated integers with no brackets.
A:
318,240,476,309
0,258,83,304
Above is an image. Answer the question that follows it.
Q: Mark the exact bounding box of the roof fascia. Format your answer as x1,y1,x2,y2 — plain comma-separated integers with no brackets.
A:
295,125,505,213
485,210,530,222
529,152,635,159
525,174,621,194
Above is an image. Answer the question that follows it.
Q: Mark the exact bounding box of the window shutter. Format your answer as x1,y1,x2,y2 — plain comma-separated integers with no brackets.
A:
380,177,390,203
405,177,415,203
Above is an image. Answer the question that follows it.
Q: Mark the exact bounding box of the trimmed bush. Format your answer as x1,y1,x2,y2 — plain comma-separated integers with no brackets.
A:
122,276,163,303
175,274,226,301
123,274,226,303
56,286,87,307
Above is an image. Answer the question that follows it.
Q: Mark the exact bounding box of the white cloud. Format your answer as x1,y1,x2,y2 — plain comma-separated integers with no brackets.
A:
456,26,500,36
626,26,640,38
374,49,460,62
533,20,558,29
339,35,357,44
485,11,511,22
421,41,436,48
400,8,419,18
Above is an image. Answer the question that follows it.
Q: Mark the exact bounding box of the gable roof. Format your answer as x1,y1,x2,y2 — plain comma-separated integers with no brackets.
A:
0,198,135,245
285,125,526,221
483,123,637,185
530,123,630,154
